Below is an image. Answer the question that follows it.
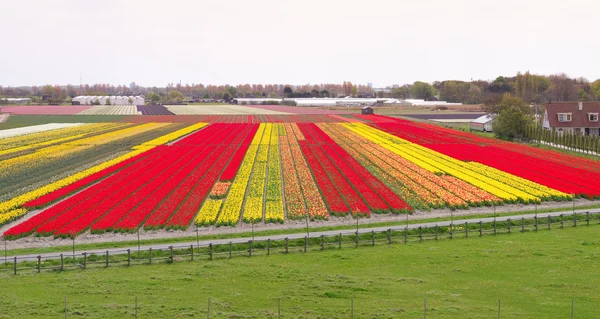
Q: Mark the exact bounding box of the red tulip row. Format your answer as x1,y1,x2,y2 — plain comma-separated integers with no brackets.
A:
60,144,209,235
220,124,259,181
372,120,600,198
22,146,162,208
3,147,167,238
127,124,251,231
5,123,239,237
298,123,370,216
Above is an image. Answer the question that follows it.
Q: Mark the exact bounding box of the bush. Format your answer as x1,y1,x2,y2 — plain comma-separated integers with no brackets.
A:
281,100,297,106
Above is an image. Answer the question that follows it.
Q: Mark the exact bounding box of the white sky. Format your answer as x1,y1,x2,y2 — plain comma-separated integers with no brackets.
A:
1,0,598,87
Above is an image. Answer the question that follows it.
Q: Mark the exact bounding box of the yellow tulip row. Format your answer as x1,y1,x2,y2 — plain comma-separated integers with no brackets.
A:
243,124,271,223
133,122,208,150
0,123,126,151
0,122,210,218
217,124,265,225
195,198,223,226
0,123,170,174
0,208,27,226
265,124,284,223
344,123,564,203
468,162,571,200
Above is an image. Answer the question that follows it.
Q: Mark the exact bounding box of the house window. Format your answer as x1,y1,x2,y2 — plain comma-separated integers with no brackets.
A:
589,113,599,122
558,113,572,122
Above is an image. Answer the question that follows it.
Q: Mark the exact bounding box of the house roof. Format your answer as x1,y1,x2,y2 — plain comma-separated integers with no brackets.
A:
471,114,494,124
545,102,600,128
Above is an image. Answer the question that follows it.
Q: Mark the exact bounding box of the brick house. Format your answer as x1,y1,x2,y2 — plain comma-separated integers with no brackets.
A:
542,102,600,136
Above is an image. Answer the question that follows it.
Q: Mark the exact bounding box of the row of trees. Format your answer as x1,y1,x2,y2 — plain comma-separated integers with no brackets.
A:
524,125,600,155
2,72,600,104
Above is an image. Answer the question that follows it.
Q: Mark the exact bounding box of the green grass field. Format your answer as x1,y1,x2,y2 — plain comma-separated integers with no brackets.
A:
0,115,127,129
1,226,599,318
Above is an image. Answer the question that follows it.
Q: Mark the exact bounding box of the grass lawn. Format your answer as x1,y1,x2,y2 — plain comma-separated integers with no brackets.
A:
0,115,127,129
1,226,599,318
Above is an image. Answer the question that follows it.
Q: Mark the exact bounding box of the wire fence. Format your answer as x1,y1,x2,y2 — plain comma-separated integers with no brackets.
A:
43,295,582,319
1,211,598,276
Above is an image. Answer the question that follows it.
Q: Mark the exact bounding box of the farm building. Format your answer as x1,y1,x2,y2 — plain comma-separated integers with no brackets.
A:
542,102,600,136
361,106,374,114
0,98,31,105
72,96,145,106
470,114,494,132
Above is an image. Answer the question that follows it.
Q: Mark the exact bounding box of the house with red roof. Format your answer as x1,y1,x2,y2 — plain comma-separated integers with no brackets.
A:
542,102,600,136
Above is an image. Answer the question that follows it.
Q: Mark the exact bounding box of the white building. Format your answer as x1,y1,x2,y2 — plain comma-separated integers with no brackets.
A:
470,114,494,132
72,95,145,106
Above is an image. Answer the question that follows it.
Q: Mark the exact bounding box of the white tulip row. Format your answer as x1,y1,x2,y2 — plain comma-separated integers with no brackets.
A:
0,123,85,139
77,105,142,115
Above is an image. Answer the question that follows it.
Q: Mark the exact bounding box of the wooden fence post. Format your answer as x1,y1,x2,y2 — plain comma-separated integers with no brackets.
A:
60,254,64,271
249,240,253,257
465,222,468,238
38,255,41,273
285,238,289,254
304,237,308,253
267,239,271,256
83,253,86,270
339,233,342,249
229,242,232,258
210,243,214,260
148,248,152,265
574,212,577,227
321,235,324,251
521,217,524,232
435,225,438,240
191,245,194,261
480,221,483,236
169,246,173,263
106,251,109,268
388,229,392,244
127,249,131,266
372,230,375,246
561,214,564,228
507,219,511,234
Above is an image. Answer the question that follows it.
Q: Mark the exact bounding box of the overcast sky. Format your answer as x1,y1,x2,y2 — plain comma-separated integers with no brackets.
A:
1,0,598,87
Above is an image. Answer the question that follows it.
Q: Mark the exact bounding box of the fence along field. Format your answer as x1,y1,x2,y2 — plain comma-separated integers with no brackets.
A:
0,114,599,240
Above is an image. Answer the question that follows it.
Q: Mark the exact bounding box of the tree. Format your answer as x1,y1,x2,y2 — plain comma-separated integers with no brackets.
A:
490,94,533,140
484,93,529,115
168,90,184,103
105,98,111,105
203,94,210,99
590,79,600,101
283,86,294,98
128,98,133,105
222,92,232,102
226,86,237,98
267,92,279,99
411,81,437,100
391,85,411,99
147,92,161,104
351,85,358,97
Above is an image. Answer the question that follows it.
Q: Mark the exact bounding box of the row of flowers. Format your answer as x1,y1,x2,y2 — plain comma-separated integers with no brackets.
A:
242,124,270,223
351,123,557,204
265,124,284,223
329,123,496,208
284,124,328,220
217,124,265,226
298,123,370,216
2,123,216,237
0,122,124,153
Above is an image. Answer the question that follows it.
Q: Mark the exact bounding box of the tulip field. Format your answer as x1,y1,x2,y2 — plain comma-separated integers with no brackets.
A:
0,114,598,239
